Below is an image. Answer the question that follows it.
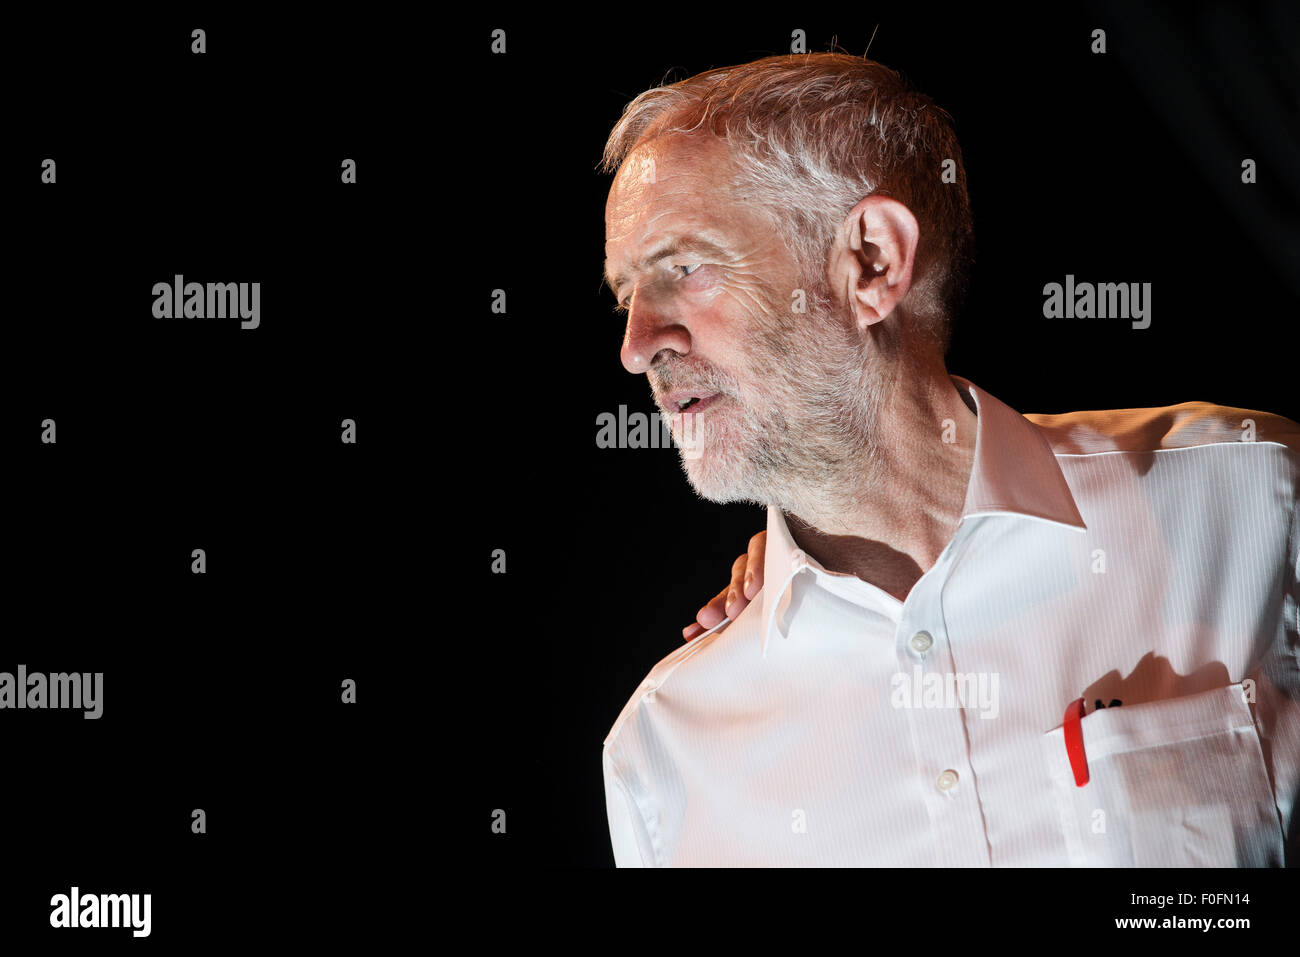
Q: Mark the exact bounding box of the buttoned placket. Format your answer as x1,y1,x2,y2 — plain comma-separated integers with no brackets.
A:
893,518,992,867
772,518,996,866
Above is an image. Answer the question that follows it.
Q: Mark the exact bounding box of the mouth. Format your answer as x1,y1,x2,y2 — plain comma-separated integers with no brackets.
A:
663,390,722,417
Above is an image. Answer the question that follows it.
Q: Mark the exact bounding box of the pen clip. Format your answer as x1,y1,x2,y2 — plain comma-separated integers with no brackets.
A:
1063,697,1090,787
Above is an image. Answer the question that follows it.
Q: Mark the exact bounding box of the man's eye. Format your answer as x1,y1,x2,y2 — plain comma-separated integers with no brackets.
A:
614,266,700,313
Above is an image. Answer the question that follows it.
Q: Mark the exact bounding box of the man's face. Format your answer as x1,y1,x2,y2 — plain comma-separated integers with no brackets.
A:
604,133,883,508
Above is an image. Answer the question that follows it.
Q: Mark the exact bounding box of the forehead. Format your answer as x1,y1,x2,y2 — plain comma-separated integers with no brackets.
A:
604,135,742,275
606,133,732,216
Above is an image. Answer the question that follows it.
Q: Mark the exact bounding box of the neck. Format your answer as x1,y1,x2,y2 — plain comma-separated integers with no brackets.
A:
782,356,977,602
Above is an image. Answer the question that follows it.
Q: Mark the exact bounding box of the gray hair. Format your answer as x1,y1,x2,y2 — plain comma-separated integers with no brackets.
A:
600,53,974,353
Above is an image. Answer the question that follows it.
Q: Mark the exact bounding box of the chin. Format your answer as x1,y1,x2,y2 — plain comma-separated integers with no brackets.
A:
680,444,758,504
673,405,772,504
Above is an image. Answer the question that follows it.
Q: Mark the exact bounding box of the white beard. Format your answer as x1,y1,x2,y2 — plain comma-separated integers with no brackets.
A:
671,290,889,515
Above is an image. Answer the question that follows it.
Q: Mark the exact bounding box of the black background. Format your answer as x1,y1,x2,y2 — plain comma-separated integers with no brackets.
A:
6,12,423,947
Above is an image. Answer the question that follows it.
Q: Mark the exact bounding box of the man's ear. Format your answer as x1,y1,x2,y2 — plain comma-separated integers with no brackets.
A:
829,194,919,332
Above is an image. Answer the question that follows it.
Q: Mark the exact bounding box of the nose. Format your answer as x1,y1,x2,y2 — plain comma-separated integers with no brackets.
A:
619,291,692,374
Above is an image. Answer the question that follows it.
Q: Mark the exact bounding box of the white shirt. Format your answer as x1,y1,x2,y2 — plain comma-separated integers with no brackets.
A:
602,376,1300,866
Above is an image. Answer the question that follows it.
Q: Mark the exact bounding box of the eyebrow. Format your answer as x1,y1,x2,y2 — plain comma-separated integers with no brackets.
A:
604,236,730,297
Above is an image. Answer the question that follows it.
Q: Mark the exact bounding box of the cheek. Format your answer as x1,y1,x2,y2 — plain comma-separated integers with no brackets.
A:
724,269,782,313
683,271,796,392
694,315,760,391
686,265,779,312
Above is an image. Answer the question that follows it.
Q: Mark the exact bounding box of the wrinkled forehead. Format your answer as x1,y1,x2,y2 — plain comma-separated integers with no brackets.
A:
605,134,735,244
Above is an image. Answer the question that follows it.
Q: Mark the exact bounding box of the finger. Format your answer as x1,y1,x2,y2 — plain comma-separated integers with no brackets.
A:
696,586,731,629
682,622,706,642
725,552,751,618
743,530,767,599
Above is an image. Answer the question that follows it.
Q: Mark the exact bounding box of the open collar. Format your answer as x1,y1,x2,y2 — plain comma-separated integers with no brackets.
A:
758,376,1087,655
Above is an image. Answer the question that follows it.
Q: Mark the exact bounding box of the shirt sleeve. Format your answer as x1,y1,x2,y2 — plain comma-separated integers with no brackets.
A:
603,747,651,867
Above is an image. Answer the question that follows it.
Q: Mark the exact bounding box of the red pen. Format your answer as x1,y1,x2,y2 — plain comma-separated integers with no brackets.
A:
1063,697,1089,786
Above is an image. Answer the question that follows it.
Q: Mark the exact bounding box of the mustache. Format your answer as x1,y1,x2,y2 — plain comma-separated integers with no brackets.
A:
649,358,736,399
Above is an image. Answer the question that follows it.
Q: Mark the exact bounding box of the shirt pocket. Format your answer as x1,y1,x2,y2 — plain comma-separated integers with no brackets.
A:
1041,682,1284,866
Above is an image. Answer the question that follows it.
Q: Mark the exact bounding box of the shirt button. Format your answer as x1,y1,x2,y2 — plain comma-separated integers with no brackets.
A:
936,770,959,793
910,631,934,653
789,549,805,569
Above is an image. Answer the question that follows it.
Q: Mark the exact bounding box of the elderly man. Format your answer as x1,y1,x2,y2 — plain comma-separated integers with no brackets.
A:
600,53,1299,866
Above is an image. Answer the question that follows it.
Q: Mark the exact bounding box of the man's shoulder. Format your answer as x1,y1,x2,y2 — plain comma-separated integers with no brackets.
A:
1022,399,1300,458
602,599,764,753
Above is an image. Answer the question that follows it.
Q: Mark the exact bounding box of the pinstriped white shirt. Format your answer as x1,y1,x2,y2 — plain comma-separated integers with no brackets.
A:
602,377,1300,866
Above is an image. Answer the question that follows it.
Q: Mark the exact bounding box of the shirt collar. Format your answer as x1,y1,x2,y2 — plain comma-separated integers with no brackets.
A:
758,375,1087,655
